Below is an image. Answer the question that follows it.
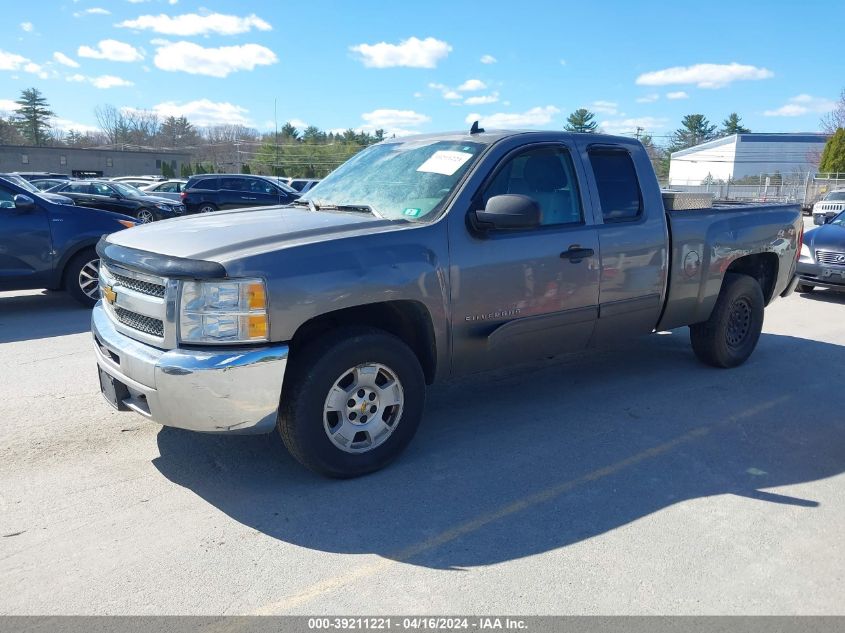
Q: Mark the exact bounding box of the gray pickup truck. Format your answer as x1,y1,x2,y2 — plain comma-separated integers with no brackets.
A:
92,129,802,477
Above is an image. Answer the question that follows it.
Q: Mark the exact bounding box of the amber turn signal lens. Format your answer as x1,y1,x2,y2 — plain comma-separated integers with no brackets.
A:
117,220,136,228
246,282,266,310
247,315,268,339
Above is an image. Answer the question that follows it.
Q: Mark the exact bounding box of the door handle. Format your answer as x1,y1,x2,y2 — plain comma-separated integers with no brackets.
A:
241,196,257,200
560,245,595,262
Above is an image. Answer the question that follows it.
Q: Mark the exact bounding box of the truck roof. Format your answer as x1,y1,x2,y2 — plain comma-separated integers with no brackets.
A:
388,129,641,146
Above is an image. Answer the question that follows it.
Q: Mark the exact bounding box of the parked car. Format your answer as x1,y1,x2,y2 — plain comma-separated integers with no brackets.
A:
48,180,185,223
31,178,71,191
283,178,321,194
93,129,801,478
1,174,75,206
111,176,163,183
811,190,845,225
796,210,845,293
0,177,134,306
11,171,70,182
140,179,187,201
181,174,299,214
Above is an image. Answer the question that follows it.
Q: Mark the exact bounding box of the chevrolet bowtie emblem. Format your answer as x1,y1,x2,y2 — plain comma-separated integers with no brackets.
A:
102,285,117,304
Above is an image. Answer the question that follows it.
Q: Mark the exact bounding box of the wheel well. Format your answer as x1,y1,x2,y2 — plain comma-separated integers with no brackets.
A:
290,301,438,384
59,244,98,289
725,253,779,304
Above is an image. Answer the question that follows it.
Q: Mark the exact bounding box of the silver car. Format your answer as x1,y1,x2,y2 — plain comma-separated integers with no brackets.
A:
140,179,188,201
812,190,845,225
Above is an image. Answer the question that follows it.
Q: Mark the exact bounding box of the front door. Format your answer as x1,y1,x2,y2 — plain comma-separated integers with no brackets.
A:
449,143,600,375
0,184,52,289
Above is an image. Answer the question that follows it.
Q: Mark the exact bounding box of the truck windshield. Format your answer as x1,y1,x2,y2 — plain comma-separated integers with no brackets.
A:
825,192,845,201
299,139,485,222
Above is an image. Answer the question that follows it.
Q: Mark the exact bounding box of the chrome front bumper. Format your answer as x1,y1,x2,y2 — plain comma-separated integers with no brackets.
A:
92,302,288,434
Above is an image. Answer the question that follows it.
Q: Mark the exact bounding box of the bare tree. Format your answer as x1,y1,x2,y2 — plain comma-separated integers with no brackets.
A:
821,89,845,134
94,104,123,145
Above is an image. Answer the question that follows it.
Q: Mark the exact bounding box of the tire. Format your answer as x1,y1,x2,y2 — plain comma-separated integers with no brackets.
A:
198,204,217,214
277,326,426,478
136,208,155,223
690,273,764,368
797,283,815,293
64,249,100,307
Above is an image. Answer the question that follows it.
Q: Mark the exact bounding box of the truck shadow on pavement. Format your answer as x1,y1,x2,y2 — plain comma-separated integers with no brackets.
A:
0,291,91,344
153,331,845,570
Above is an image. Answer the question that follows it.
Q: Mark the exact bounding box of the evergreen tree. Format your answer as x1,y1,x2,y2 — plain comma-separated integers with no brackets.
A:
158,115,198,148
279,122,299,141
161,161,175,178
180,162,193,178
721,113,750,136
240,163,251,174
564,108,597,133
14,87,55,146
819,128,845,174
669,114,717,152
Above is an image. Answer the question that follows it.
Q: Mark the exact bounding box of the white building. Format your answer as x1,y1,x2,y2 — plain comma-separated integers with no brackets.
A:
669,133,828,185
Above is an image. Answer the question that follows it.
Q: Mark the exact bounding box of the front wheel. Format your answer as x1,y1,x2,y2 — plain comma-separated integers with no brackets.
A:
64,249,100,307
136,208,155,223
198,204,217,214
277,327,426,478
690,273,764,368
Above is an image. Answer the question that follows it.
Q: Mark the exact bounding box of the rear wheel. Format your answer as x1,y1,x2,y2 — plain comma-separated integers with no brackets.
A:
198,204,217,214
64,249,100,307
797,283,815,293
690,273,764,368
136,208,155,223
277,327,426,478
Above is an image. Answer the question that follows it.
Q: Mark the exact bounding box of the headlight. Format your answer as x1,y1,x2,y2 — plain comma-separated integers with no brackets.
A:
800,243,812,260
179,279,268,344
154,203,171,211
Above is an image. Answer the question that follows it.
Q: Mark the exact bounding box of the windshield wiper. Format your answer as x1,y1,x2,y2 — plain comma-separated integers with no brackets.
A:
296,200,383,218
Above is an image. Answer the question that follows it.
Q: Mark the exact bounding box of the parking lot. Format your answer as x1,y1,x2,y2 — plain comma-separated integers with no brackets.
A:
1,217,843,615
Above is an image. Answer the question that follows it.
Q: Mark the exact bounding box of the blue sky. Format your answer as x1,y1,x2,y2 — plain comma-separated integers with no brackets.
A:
1,0,841,141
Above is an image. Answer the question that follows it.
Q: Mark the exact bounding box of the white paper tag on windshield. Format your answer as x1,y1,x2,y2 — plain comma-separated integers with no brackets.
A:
416,150,473,176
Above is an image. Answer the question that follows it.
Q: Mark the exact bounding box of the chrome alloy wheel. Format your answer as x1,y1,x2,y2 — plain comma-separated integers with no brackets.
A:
136,208,155,223
323,363,404,454
79,258,100,300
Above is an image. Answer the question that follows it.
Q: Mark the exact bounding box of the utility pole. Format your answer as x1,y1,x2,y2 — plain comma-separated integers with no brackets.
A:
234,132,242,173
635,126,644,140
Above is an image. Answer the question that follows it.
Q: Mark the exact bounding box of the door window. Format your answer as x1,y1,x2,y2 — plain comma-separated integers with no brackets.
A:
91,183,115,196
248,179,277,194
588,149,642,222
65,183,91,194
0,185,15,208
157,182,179,193
220,177,249,191
482,146,583,226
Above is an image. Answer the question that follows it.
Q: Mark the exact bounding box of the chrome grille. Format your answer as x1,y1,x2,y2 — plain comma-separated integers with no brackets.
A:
113,307,164,338
110,271,166,298
816,250,845,267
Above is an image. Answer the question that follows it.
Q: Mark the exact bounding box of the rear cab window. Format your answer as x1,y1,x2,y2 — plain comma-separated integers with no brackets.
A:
588,148,643,222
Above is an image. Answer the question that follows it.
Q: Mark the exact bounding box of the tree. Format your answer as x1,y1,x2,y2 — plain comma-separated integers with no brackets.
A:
158,115,199,148
821,89,845,134
721,113,750,136
14,88,55,146
240,163,251,174
639,134,668,182
819,128,845,174
161,161,175,178
669,114,717,153
564,108,597,133
180,162,193,178
279,122,300,141
0,117,25,145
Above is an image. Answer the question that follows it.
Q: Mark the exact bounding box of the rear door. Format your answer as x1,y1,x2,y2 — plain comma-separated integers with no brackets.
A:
219,177,252,209
449,141,601,375
58,182,94,206
0,183,53,288
576,141,668,344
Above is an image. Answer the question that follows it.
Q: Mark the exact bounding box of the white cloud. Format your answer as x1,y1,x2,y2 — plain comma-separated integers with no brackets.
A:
20,22,33,33
0,99,19,113
350,36,451,69
153,41,278,77
590,100,618,114
65,73,133,89
599,116,668,135
78,39,144,62
457,79,486,92
287,118,308,130
464,92,499,105
666,91,689,100
636,93,659,103
443,90,461,100
0,50,46,77
117,12,272,36
480,54,496,64
361,109,430,128
466,106,560,128
53,52,79,68
51,117,99,133
73,7,110,16
559,59,567,66
636,63,773,89
764,94,836,117
145,99,251,126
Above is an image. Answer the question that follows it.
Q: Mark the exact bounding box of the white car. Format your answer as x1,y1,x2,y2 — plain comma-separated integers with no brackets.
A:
141,179,188,201
812,190,845,225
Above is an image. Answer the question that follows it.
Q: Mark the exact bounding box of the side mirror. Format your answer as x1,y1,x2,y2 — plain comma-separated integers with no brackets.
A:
474,194,540,230
13,194,36,212
814,214,826,226
110,193,122,200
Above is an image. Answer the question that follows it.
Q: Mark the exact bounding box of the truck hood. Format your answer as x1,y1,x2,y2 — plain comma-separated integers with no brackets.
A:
104,205,404,262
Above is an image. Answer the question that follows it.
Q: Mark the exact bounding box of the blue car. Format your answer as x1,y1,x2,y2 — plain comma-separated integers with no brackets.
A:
0,176,136,306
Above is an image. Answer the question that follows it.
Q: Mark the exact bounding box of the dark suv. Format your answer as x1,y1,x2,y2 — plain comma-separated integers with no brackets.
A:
49,180,185,223
181,174,299,214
